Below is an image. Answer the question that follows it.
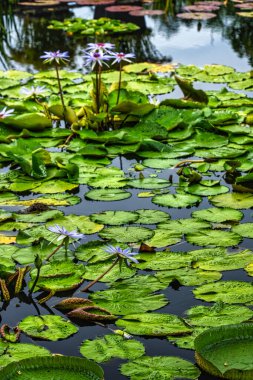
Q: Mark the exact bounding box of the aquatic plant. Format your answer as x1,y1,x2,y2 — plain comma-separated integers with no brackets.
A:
46,224,85,259
40,50,69,111
82,245,138,292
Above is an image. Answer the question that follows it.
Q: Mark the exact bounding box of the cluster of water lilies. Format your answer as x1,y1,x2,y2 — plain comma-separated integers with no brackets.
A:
0,43,136,131
29,224,139,297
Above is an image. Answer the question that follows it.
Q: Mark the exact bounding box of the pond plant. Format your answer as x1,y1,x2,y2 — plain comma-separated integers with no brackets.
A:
0,36,253,379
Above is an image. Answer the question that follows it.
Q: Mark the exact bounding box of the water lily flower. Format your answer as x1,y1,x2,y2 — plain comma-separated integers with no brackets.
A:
83,51,112,70
0,107,14,119
20,86,47,98
47,224,85,241
85,42,115,54
111,52,135,65
105,245,139,265
40,50,70,65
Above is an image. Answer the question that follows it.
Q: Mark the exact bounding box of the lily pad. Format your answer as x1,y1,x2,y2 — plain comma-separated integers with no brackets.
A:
185,303,253,327
192,207,243,223
210,192,253,209
80,334,145,363
18,315,78,341
0,341,50,368
232,223,253,238
85,189,131,201
177,12,217,19
90,289,168,315
152,193,201,208
46,214,103,235
193,281,253,303
156,267,222,286
90,210,138,225
98,226,154,243
186,230,242,247
116,313,192,336
195,324,253,379
120,356,200,380
128,178,170,189
0,356,103,380
135,209,171,224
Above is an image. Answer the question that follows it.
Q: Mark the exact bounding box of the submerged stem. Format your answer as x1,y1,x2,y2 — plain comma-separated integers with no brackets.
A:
46,240,65,261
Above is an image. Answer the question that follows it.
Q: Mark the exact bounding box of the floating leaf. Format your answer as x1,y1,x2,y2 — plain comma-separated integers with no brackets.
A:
192,207,243,222
0,356,104,380
186,230,242,247
120,356,200,380
90,289,168,315
46,214,103,235
156,267,221,286
210,192,253,209
116,313,192,336
0,340,50,368
193,281,253,303
195,324,253,378
144,229,181,248
185,304,253,327
90,210,138,225
80,334,145,363
152,193,201,208
232,223,253,238
128,178,170,189
85,188,131,201
19,315,78,341
135,209,171,224
98,226,154,243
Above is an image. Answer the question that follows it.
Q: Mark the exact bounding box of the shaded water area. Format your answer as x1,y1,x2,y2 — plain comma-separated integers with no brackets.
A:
0,1,253,379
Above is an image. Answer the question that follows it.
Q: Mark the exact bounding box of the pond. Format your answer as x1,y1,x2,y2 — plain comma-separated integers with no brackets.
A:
0,1,253,379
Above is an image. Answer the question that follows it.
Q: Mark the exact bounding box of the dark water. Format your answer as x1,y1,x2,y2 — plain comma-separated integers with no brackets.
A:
0,2,253,379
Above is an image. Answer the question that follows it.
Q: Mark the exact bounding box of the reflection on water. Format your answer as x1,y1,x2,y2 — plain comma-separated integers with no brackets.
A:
0,0,252,72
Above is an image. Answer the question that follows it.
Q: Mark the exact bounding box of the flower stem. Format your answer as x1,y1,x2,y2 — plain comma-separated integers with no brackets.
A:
29,266,41,295
116,62,122,105
55,63,65,110
81,257,119,292
46,240,65,261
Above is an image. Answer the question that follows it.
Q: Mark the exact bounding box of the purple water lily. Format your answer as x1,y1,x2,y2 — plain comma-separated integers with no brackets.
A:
0,107,14,119
40,50,69,65
85,42,115,54
47,224,85,241
105,245,139,265
83,51,112,70
111,52,135,65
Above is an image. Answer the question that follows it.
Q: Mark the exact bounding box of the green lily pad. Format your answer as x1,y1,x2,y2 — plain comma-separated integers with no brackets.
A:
193,281,253,304
32,180,78,194
120,356,200,380
90,289,168,315
0,341,50,368
195,249,253,271
157,218,211,234
13,209,64,223
75,240,113,263
135,209,171,224
195,324,253,378
85,189,131,201
128,178,170,189
186,183,229,196
110,275,166,292
186,230,242,247
232,223,253,238
90,210,138,225
156,267,221,286
98,226,154,243
152,193,201,208
80,334,145,363
19,315,78,341
144,229,182,248
46,214,103,235
136,251,193,271
83,259,136,282
210,192,253,209
192,207,243,223
116,313,192,336
167,327,206,350
0,356,103,380
185,303,253,327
